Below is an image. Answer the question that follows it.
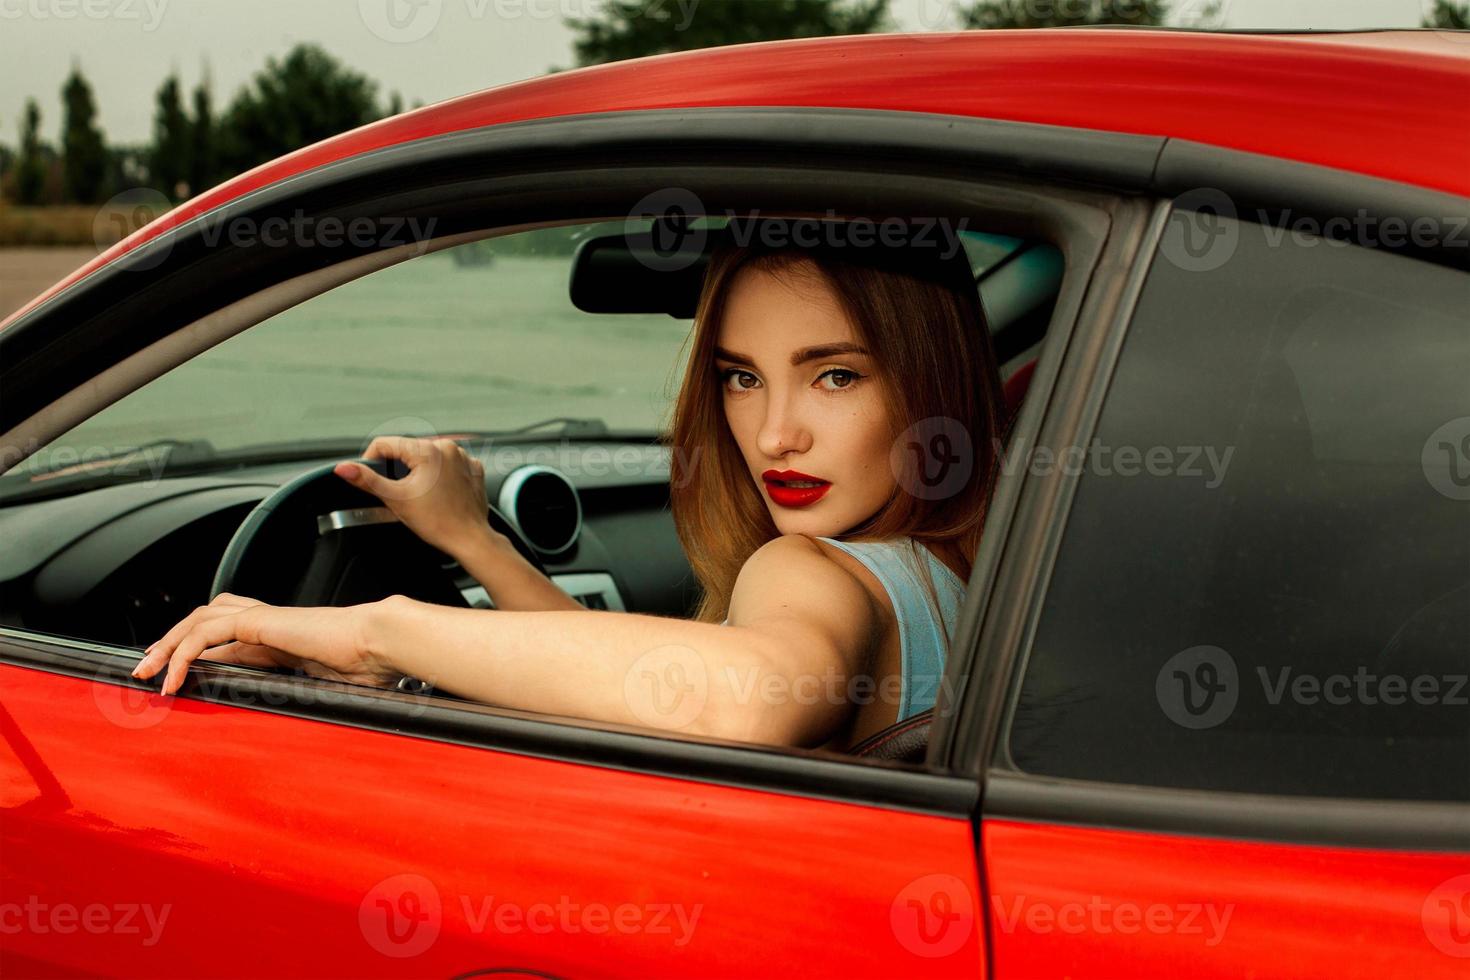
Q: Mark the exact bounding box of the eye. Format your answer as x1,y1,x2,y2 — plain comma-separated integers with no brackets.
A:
720,368,760,394
817,368,863,392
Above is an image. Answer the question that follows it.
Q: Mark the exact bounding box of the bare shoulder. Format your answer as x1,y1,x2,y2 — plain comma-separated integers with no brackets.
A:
727,534,881,664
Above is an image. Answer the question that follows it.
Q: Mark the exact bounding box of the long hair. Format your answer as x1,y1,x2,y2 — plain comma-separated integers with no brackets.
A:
666,218,1007,626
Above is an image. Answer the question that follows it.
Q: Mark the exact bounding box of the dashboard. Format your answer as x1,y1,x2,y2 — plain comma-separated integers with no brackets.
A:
0,440,699,650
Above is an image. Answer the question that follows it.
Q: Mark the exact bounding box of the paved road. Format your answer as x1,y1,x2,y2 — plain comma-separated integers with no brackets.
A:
0,247,96,320
6,248,693,476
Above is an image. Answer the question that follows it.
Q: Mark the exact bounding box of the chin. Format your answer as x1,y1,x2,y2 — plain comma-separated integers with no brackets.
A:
767,507,843,538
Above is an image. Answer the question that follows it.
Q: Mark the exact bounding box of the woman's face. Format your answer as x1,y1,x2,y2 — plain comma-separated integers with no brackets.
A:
715,260,897,537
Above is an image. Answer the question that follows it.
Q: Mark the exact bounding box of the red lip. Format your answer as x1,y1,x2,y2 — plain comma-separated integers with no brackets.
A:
761,469,831,508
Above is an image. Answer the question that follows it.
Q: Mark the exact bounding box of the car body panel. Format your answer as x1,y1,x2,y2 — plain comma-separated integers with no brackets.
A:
5,29,1468,328
983,819,1467,978
0,665,983,976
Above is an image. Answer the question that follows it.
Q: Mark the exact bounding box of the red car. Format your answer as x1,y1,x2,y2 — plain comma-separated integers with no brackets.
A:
2,27,1467,979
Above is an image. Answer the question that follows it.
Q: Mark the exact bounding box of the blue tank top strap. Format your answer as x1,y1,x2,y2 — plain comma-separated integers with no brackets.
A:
814,535,965,720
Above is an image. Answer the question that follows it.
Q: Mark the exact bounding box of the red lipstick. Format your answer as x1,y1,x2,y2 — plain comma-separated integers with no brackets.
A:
761,469,831,508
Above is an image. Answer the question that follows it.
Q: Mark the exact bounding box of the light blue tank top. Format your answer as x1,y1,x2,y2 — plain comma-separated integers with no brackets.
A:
720,536,966,720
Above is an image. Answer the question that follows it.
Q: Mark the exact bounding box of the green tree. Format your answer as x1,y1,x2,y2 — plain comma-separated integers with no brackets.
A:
61,65,109,203
1424,1,1469,28
149,74,191,199
15,99,47,205
217,44,384,178
566,0,889,66
188,81,218,196
960,0,1217,29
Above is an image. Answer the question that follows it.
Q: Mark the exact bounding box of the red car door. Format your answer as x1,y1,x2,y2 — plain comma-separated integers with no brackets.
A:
0,637,985,977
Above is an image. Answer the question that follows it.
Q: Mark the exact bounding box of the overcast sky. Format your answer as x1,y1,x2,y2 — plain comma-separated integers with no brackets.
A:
0,0,1438,145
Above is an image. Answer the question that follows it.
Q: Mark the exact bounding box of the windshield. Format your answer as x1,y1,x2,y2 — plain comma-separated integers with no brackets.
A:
2,221,1018,495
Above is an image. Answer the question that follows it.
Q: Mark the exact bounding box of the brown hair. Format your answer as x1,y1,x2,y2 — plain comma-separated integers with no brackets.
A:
665,219,1006,626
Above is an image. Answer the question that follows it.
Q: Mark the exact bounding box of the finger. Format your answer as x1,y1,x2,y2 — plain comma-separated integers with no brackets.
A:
135,595,256,675
363,435,434,466
334,460,393,498
136,603,242,676
161,612,251,695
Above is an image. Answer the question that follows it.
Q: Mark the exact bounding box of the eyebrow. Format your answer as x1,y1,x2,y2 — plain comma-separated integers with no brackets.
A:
714,342,871,367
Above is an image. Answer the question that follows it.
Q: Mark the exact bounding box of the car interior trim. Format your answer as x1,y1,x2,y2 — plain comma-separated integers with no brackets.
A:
939,197,1171,776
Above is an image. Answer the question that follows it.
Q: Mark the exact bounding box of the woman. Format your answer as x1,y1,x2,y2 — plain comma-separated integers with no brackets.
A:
133,219,1007,750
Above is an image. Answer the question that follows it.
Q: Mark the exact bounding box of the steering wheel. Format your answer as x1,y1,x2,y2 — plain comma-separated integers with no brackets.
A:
212,458,548,609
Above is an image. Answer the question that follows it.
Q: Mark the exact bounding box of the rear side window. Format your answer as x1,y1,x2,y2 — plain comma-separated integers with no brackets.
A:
1007,213,1469,801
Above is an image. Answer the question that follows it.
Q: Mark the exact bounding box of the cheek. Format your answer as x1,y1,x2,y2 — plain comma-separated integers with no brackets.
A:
835,393,895,474
723,397,758,455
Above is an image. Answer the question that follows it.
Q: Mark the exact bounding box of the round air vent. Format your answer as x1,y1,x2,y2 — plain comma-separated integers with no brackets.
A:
497,465,582,558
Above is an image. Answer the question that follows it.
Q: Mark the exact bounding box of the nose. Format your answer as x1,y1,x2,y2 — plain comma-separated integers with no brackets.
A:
755,383,813,460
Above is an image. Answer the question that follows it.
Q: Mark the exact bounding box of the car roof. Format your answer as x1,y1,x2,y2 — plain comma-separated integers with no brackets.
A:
8,28,1468,327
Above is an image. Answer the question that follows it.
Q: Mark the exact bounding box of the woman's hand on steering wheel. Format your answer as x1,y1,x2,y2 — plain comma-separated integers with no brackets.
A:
333,435,499,560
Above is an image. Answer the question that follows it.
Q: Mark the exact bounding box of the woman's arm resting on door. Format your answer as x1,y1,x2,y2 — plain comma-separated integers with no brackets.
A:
373,534,879,745
135,534,878,747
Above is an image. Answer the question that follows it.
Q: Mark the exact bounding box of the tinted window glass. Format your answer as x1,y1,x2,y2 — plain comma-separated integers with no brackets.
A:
1007,215,1469,801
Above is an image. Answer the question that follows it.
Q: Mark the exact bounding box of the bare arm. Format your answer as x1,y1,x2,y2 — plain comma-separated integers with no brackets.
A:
452,525,586,613
366,533,881,745
136,534,881,747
